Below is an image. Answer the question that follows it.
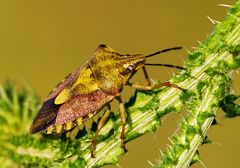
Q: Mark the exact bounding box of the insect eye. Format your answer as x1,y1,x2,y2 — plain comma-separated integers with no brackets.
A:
128,65,134,71
122,68,131,75
121,65,133,75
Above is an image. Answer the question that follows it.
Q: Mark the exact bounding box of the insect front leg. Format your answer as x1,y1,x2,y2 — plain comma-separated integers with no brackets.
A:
127,81,185,91
116,96,128,152
142,66,151,86
91,104,111,158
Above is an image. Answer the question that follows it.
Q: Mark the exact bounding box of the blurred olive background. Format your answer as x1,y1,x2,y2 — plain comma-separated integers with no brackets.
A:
0,0,240,167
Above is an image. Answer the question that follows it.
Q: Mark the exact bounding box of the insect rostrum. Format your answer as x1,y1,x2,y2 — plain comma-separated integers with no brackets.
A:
29,44,184,158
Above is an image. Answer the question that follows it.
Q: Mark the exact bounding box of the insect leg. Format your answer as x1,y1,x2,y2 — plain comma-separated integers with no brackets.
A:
116,96,127,152
142,66,151,86
91,104,111,158
127,81,185,91
67,127,79,141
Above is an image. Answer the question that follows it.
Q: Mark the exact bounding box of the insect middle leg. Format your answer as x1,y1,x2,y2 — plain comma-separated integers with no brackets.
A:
91,104,111,158
116,96,127,152
127,81,185,91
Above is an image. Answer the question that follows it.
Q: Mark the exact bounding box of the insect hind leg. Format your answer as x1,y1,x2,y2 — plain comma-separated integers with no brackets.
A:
91,104,111,158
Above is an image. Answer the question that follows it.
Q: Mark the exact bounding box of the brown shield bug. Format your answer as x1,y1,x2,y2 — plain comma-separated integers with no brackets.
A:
29,44,185,157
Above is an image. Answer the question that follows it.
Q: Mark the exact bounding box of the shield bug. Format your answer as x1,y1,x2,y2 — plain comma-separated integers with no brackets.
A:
29,44,185,158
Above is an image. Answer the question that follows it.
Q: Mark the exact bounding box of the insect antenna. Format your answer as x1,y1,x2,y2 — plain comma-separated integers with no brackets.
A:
145,47,182,58
145,63,186,70
145,46,185,70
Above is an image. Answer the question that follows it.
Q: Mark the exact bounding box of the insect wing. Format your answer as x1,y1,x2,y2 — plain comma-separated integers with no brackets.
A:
55,89,114,126
29,67,81,133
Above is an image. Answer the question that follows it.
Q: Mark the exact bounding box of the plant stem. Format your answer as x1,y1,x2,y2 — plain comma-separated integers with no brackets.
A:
157,1,240,167
0,1,240,168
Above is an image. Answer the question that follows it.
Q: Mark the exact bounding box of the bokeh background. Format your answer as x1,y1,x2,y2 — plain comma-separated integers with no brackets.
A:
0,0,239,167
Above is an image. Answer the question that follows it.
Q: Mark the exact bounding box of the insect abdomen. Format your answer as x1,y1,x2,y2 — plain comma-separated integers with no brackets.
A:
46,117,84,134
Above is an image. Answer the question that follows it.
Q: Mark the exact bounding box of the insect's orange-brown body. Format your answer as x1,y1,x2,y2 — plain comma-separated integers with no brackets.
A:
30,44,183,157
